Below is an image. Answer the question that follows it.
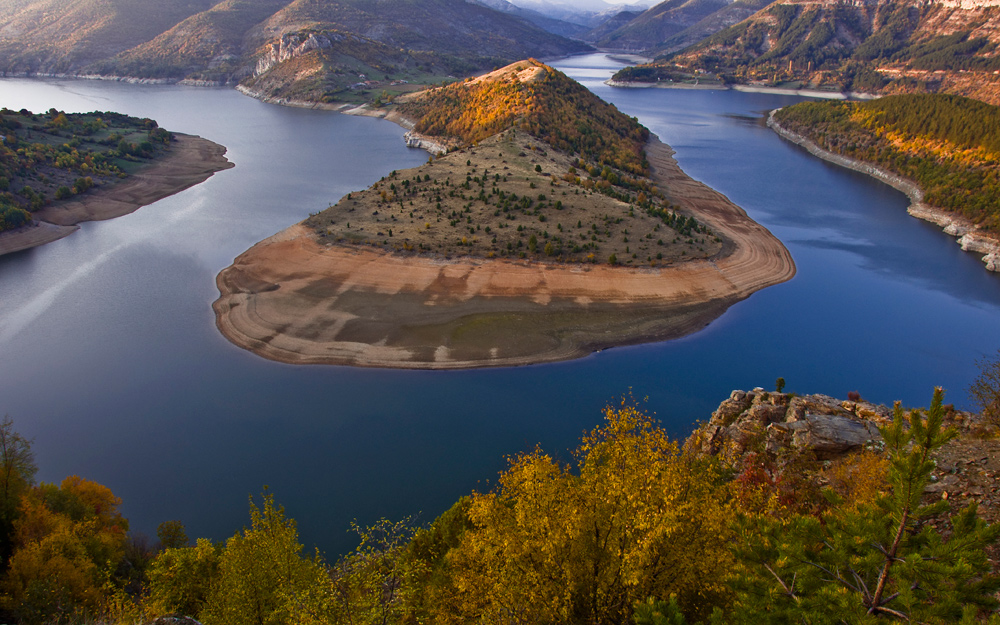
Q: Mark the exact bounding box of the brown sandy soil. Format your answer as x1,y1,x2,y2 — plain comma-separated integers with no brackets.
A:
213,136,795,369
0,221,78,256
0,134,233,256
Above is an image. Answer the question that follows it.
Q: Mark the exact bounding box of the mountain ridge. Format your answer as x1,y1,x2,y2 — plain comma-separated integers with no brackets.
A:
0,0,591,104
611,0,1000,104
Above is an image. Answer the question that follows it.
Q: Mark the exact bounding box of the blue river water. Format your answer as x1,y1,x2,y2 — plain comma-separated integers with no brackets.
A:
0,54,997,556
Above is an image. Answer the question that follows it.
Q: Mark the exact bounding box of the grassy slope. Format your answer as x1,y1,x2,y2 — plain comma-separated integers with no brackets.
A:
0,0,220,73
98,0,295,80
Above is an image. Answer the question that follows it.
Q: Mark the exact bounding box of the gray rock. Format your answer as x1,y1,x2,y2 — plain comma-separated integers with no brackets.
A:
691,389,889,462
771,413,882,460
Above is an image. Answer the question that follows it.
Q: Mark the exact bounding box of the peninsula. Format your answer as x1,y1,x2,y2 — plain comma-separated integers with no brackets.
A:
213,60,795,369
0,108,233,256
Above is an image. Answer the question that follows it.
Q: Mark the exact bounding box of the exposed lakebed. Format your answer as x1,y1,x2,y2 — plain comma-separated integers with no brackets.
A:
0,54,998,556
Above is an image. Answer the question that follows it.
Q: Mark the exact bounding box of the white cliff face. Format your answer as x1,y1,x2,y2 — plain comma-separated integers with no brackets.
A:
403,131,448,155
935,0,1000,9
254,32,340,77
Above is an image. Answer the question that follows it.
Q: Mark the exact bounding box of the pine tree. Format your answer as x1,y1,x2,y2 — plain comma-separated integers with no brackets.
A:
724,388,1000,623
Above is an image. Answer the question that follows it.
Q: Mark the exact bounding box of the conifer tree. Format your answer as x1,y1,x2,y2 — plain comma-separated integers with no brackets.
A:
723,388,1000,623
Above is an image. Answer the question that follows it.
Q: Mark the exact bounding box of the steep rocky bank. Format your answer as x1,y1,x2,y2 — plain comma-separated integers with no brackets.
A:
768,111,1000,273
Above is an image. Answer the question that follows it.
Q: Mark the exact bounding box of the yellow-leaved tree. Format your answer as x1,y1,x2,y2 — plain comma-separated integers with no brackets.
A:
417,401,734,624
200,492,333,625
2,476,128,624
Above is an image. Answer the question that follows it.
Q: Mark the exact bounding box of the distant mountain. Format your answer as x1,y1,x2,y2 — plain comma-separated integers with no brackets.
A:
0,0,591,103
472,0,590,37
591,0,742,51
513,1,652,27
647,0,773,55
583,9,645,42
654,0,1000,103
0,0,219,74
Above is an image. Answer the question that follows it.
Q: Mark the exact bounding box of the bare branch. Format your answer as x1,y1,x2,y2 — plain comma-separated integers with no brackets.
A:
764,563,797,598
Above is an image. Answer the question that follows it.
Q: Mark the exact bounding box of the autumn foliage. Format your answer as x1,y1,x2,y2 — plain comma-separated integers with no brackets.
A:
3,476,129,623
398,60,651,176
404,402,734,623
1,390,998,624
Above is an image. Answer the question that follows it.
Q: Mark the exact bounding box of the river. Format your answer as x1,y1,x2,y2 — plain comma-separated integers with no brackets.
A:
0,54,998,556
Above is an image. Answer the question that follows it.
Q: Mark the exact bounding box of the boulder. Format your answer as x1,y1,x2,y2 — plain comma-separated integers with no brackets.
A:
768,413,882,460
688,389,889,462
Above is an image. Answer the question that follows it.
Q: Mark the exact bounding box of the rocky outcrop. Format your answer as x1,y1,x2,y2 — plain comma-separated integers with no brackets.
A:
691,388,1000,528
688,389,891,461
768,111,1000,273
402,131,447,155
254,32,339,77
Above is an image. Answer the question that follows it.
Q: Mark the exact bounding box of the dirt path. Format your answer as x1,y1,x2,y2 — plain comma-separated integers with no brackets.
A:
0,134,233,256
213,136,795,369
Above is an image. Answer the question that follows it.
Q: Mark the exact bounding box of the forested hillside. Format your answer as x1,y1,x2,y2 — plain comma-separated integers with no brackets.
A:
0,108,172,233
774,94,1000,231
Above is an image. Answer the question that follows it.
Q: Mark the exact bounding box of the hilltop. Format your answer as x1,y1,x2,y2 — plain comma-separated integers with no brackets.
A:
305,60,718,263
611,0,1000,104
0,0,590,105
213,59,794,368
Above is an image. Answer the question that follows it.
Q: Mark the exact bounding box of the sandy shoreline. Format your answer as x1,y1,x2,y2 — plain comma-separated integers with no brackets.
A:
213,135,795,369
767,111,1000,272
0,134,234,256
